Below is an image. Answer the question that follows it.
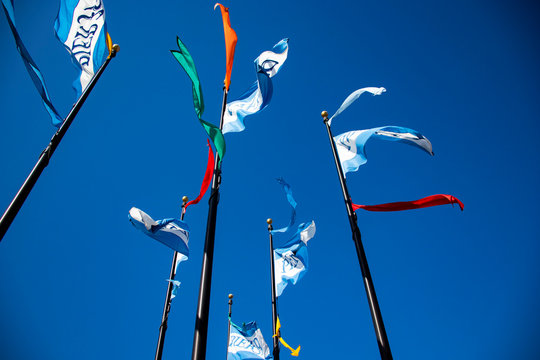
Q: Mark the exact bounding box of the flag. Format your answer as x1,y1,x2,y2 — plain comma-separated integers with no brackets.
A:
166,279,181,299
214,3,237,90
228,321,271,360
328,87,386,126
1,0,63,126
171,36,226,163
334,125,434,176
185,140,215,210
274,317,300,357
55,0,112,98
222,38,289,134
271,177,297,234
274,221,316,297
352,194,464,212
128,207,189,256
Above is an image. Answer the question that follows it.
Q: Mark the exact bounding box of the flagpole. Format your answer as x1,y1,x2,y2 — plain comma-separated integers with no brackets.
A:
154,196,188,360
321,111,393,360
0,44,120,243
225,294,233,360
191,86,228,360
266,218,280,360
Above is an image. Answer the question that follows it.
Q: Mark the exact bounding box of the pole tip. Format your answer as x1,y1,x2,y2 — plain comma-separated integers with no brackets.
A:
182,196,189,204
321,110,329,119
266,218,273,225
112,44,120,53
228,294,234,299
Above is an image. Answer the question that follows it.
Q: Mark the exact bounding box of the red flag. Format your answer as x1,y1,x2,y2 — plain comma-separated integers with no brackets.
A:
185,140,215,210
214,3,238,91
352,194,464,212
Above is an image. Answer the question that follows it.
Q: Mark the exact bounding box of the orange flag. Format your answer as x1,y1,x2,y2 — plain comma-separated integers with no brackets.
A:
214,3,238,90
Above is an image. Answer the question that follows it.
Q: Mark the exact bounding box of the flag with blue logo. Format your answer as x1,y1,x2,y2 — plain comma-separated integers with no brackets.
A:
274,221,316,297
128,207,189,257
334,126,434,176
223,38,289,134
228,321,271,360
55,0,111,98
1,0,63,126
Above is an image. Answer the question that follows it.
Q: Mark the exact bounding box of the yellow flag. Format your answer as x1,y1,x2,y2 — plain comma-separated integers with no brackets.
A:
273,317,301,357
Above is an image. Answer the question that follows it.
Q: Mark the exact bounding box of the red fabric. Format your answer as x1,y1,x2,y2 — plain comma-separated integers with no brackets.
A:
352,194,464,212
185,140,215,210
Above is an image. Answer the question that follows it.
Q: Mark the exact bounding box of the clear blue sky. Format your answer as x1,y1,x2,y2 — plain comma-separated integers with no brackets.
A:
1,1,539,359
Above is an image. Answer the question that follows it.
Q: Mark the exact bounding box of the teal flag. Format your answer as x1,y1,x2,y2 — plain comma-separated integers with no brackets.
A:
171,36,226,164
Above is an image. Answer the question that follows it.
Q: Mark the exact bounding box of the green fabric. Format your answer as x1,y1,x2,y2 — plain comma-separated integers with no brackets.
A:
171,36,226,164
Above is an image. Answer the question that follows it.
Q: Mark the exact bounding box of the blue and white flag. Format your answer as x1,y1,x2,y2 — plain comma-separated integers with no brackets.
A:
271,177,297,234
334,126,434,176
166,279,181,299
223,38,289,134
228,321,271,360
274,221,316,297
1,0,63,126
128,207,189,256
328,87,386,126
55,0,110,98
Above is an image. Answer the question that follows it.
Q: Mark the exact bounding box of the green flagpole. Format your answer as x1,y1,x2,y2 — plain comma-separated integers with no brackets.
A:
0,44,120,243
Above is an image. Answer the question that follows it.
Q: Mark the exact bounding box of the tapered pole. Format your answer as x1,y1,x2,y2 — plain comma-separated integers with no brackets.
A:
321,111,393,360
266,218,280,360
0,44,120,243
154,196,188,360
191,87,228,360
225,294,233,360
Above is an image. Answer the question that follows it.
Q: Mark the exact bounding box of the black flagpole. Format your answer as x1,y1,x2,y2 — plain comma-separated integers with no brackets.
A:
191,87,228,360
266,218,280,360
154,196,188,360
225,294,233,360
0,44,120,243
321,111,393,360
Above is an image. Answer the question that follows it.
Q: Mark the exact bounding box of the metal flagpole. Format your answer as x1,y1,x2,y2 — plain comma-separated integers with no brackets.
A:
266,218,280,360
225,294,233,360
321,111,393,360
0,44,120,243
154,196,189,360
191,87,228,360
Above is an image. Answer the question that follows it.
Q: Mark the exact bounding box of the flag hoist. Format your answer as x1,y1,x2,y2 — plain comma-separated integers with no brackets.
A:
321,109,394,360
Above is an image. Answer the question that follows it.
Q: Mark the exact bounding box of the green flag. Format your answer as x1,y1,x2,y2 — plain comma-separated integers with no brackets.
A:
171,36,226,163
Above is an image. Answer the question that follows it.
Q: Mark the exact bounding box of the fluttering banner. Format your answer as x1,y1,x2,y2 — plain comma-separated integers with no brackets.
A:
223,38,289,134
328,87,386,126
228,321,271,360
214,3,237,91
334,126,433,176
185,140,215,210
55,0,112,98
171,36,226,163
271,177,297,234
1,0,63,126
352,194,464,212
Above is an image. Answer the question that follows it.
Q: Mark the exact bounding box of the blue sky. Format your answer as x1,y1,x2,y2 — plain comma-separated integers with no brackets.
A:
1,1,539,359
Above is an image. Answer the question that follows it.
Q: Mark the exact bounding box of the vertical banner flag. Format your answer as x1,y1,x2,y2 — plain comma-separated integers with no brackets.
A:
271,177,297,234
274,221,316,297
55,0,112,98
328,87,386,126
223,38,289,134
171,36,226,163
334,125,434,176
128,207,190,257
185,140,215,210
1,0,63,126
228,321,271,360
352,194,464,212
214,3,237,91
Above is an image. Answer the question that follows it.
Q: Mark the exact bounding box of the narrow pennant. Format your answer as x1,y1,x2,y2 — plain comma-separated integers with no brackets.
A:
214,3,238,90
185,140,215,210
352,194,464,212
